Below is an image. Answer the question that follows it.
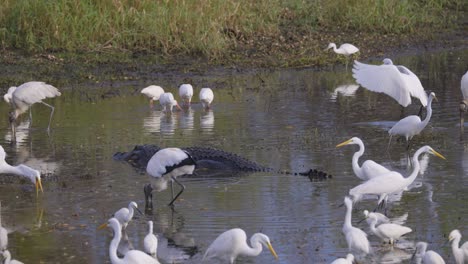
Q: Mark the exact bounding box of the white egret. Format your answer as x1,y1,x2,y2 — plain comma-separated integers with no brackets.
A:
342,196,370,255
388,92,437,150
361,210,408,226
4,81,61,133
199,88,214,109
336,137,391,180
202,228,279,263
179,84,193,107
141,85,165,109
99,218,160,264
144,220,158,259
2,250,24,264
459,71,468,131
366,213,412,245
159,93,182,113
413,242,445,264
448,229,468,264
144,148,196,207
330,253,355,264
325,43,359,69
0,201,7,251
0,145,43,195
99,201,142,230
349,146,445,211
352,59,427,107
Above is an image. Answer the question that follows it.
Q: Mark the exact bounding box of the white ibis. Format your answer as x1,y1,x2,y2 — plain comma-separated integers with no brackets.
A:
199,88,214,109
159,93,181,113
178,84,193,107
141,85,165,109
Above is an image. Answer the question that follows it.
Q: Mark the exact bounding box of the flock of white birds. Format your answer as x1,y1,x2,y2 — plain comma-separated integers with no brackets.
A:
0,43,467,263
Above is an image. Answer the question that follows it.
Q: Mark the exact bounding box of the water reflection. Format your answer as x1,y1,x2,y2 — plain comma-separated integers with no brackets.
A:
179,109,194,131
200,110,215,133
160,113,178,135
143,111,163,133
330,84,360,101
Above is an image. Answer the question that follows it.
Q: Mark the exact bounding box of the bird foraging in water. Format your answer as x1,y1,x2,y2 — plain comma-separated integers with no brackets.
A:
0,145,43,195
366,213,412,245
179,84,193,108
342,196,370,255
448,229,468,264
159,92,182,113
336,137,391,180
141,85,165,109
325,43,359,70
202,228,278,263
144,148,196,208
199,88,214,110
4,81,61,137
388,92,437,150
412,241,445,264
99,201,142,230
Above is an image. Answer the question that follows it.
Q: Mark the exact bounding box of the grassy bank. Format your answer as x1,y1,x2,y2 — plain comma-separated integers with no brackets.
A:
0,0,465,66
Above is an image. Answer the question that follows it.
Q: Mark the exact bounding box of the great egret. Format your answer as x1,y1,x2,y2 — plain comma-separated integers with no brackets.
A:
144,148,196,207
330,253,355,264
352,59,427,108
366,213,412,245
2,250,24,264
325,43,359,69
159,93,182,113
199,88,214,109
0,201,7,251
179,84,193,107
349,146,445,210
4,81,61,133
0,145,43,195
459,71,468,132
144,221,158,259
99,202,142,230
361,210,408,226
99,218,160,264
448,229,468,264
141,85,165,109
413,242,445,264
342,196,370,255
388,92,437,150
336,137,391,180
202,228,279,263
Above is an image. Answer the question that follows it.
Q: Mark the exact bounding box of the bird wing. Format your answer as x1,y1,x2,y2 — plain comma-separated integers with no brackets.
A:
340,43,359,53
390,212,408,225
141,86,164,99
13,82,61,105
396,65,427,106
377,223,412,238
388,115,422,136
350,172,403,196
352,61,412,107
462,71,468,99
361,160,391,179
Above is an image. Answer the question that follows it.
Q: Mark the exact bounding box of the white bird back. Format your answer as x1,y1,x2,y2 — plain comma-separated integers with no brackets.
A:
179,84,193,99
199,88,214,108
461,71,468,99
3,86,17,104
141,85,165,100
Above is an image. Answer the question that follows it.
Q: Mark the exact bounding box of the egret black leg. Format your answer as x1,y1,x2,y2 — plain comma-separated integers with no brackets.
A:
168,176,185,206
144,184,153,211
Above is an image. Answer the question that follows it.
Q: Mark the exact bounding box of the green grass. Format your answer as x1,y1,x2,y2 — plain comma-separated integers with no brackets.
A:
0,0,464,59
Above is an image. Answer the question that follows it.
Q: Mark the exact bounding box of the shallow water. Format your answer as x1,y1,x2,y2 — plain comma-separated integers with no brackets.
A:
0,49,467,264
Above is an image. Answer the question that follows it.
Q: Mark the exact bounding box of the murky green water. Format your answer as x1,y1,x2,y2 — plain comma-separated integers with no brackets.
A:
0,49,467,263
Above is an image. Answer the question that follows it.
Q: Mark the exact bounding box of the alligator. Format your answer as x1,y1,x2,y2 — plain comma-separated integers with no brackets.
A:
113,144,332,181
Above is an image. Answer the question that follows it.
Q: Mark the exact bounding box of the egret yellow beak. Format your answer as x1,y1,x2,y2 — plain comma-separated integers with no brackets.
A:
267,242,279,260
336,139,352,148
430,149,446,160
35,179,44,196
98,222,108,230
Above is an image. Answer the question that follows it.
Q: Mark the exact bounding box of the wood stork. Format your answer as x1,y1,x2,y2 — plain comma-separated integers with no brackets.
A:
202,228,278,263
413,242,445,264
459,71,468,133
366,213,412,245
141,85,165,109
4,82,61,137
448,229,468,264
179,84,193,107
99,218,160,264
144,148,196,207
342,196,370,255
143,221,158,259
0,145,43,195
325,43,359,69
199,88,214,109
159,93,181,113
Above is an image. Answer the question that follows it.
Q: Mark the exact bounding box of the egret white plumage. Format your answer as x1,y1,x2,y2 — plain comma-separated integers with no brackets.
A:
366,213,412,245
336,137,391,180
459,71,468,131
0,145,43,195
0,201,7,251
144,148,196,207
202,228,279,263
141,85,165,109
4,81,61,134
99,201,142,230
349,146,445,211
199,88,214,109
342,196,370,255
413,242,445,264
448,229,468,264
352,59,428,107
361,210,408,226
179,84,193,107
2,250,24,264
325,43,359,69
330,253,355,264
144,221,158,259
159,92,181,113
99,218,160,264
388,92,437,150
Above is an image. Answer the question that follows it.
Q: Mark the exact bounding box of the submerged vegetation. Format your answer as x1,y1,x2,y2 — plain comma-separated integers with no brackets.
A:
0,0,465,66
